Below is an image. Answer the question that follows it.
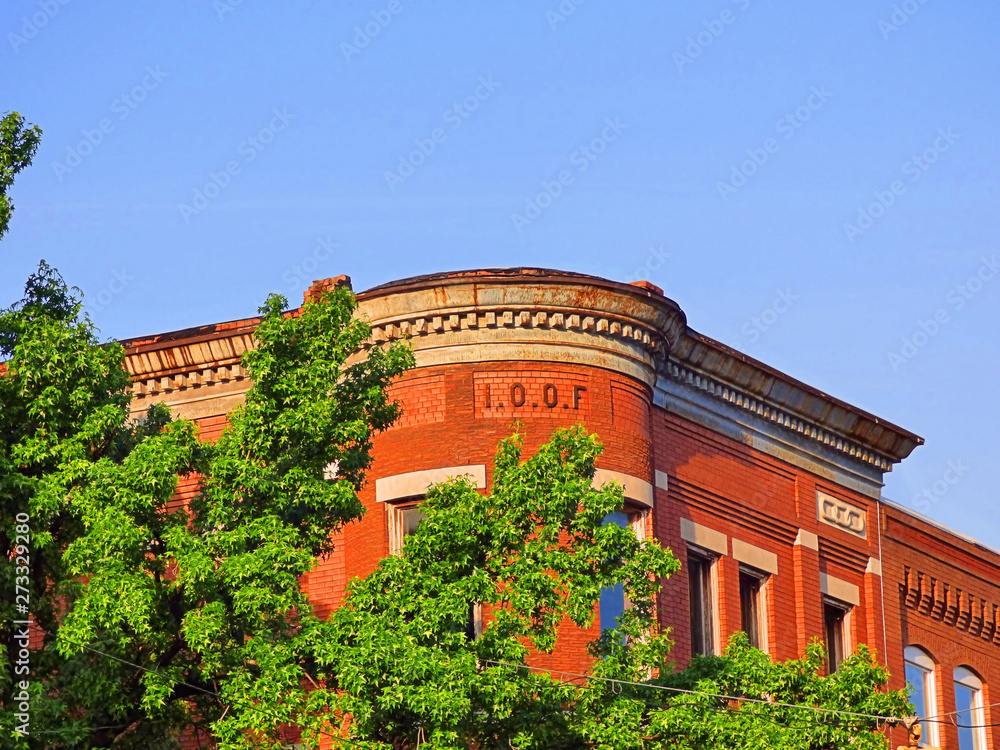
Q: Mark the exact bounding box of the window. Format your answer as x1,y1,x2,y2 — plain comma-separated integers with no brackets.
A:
739,567,768,651
954,666,986,750
600,510,645,636
823,598,850,672
903,647,939,748
387,500,482,639
388,502,424,554
688,549,718,656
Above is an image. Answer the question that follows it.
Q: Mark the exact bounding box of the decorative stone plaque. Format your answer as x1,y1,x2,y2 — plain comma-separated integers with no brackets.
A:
817,490,867,539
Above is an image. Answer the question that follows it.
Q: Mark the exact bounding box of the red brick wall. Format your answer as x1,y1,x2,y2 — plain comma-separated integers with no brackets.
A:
881,507,1000,749
652,408,881,670
164,352,1000,750
310,361,655,674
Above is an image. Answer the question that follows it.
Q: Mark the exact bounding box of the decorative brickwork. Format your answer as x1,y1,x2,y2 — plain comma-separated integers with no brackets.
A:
387,374,447,429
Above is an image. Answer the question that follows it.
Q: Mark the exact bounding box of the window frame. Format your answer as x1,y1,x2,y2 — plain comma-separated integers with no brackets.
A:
954,666,986,750
738,565,769,653
822,596,852,673
599,505,648,636
386,497,483,640
687,546,720,657
387,499,425,554
903,646,939,747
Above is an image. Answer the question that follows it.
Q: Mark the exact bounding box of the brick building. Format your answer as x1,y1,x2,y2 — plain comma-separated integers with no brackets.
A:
127,268,997,749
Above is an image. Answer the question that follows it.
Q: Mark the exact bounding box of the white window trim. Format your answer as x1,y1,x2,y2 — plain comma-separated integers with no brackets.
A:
376,465,486,503
739,564,770,655
823,595,853,672
687,544,722,656
386,500,423,554
904,646,939,747
954,666,986,750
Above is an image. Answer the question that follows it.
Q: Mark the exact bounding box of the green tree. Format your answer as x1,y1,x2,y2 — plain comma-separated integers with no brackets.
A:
0,263,413,749
320,426,913,749
0,112,42,240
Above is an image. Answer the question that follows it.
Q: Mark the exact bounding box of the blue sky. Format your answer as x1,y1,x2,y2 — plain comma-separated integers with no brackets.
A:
2,1,998,545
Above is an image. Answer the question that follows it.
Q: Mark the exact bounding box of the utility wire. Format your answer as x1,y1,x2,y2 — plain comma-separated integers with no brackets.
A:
21,624,377,749
20,626,939,741
487,660,905,725
502,661,1000,732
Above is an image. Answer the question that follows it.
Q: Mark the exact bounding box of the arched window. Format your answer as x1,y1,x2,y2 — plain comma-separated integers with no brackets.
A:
954,666,986,750
904,646,939,747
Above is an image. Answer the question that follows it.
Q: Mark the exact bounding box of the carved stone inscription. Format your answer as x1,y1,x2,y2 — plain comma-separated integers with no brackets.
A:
474,372,589,419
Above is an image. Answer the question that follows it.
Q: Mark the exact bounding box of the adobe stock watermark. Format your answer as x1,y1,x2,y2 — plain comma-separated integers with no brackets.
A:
283,236,338,291
510,117,627,233
673,0,752,74
887,254,999,371
878,0,930,41
12,510,33,737
384,75,501,192
178,108,294,223
546,0,589,31
51,66,169,183
8,0,71,53
842,127,959,244
910,459,970,515
717,86,832,200
741,288,799,343
83,268,134,318
341,0,409,63
214,0,244,21
622,245,671,284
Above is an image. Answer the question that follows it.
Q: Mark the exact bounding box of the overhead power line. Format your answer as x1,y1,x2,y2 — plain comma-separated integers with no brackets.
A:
486,660,904,725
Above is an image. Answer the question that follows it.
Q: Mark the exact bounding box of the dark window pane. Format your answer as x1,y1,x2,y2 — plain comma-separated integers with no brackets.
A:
600,583,625,632
689,554,714,656
824,604,845,672
604,511,629,529
466,604,478,641
600,511,630,636
739,572,761,649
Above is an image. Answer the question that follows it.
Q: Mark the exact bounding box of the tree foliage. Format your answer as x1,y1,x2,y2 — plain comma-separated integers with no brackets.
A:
320,426,913,749
0,111,41,240
0,264,413,749
0,260,914,749
319,426,679,749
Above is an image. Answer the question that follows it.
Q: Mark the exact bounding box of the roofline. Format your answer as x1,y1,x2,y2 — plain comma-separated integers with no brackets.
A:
881,496,1000,568
681,328,924,448
119,267,922,464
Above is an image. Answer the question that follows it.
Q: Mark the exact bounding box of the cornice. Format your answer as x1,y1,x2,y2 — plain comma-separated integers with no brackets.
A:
660,358,895,472
363,309,665,357
115,268,922,479
353,270,686,387
671,330,922,464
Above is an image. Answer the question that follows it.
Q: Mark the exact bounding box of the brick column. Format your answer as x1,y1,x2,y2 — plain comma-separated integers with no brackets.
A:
792,529,824,654
862,556,887,664
718,554,740,650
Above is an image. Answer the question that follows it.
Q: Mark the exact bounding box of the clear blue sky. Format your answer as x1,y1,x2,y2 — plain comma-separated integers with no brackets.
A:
2,1,998,545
